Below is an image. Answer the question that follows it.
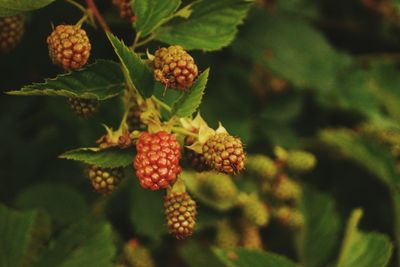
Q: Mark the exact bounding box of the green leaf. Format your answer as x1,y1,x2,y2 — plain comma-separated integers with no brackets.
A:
180,241,225,267
7,60,125,100
59,147,135,168
155,0,253,51
0,0,55,17
0,205,39,267
15,183,88,225
213,248,297,267
129,177,166,241
296,188,341,267
319,128,400,188
106,32,154,98
33,220,116,267
336,209,393,267
171,68,209,117
133,0,181,36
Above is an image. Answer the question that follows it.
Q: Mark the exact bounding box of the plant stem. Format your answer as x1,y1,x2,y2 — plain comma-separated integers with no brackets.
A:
151,96,172,112
85,0,110,32
130,31,142,50
133,34,156,49
172,127,198,138
76,14,89,27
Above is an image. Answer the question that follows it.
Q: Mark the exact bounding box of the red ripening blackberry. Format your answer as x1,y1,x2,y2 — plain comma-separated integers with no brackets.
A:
47,24,91,70
153,45,198,91
134,131,182,190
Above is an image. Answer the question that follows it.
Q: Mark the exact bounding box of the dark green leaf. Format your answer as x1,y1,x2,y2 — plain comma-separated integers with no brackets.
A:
133,0,181,36
15,183,88,225
59,147,135,168
0,0,55,17
155,0,253,51
180,241,225,267
7,60,125,100
336,209,393,267
106,32,154,98
171,68,209,117
213,248,297,267
0,205,39,267
296,188,341,267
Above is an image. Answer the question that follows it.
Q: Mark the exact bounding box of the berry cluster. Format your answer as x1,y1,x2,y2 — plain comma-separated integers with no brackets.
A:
88,165,124,195
0,15,25,53
112,0,136,22
68,98,99,118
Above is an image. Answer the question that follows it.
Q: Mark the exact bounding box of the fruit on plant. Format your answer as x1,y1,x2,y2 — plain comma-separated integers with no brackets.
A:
203,133,245,174
88,165,124,194
275,206,304,230
246,154,277,181
153,45,198,90
215,219,240,249
184,135,211,172
123,239,155,267
0,15,25,53
240,220,263,250
68,97,99,118
286,150,316,173
271,175,301,201
164,191,197,239
134,131,182,190
240,194,270,227
200,172,238,203
112,0,136,22
47,24,91,70
127,102,147,132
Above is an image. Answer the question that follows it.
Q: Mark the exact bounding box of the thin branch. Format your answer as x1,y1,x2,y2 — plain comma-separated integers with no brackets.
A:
85,0,110,32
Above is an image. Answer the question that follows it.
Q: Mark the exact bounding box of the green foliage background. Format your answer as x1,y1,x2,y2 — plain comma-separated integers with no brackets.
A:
1,0,400,266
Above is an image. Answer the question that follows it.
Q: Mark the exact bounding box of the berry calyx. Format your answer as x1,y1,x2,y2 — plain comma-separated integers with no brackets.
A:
164,190,197,239
0,15,25,53
112,0,136,23
184,135,211,172
153,45,198,90
134,131,182,190
68,98,99,118
203,133,245,174
47,25,91,70
88,165,124,194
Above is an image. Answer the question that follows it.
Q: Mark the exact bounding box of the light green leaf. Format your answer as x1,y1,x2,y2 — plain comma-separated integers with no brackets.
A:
296,188,341,267
0,0,55,17
336,209,393,267
213,248,297,267
155,0,253,51
129,178,166,241
171,68,209,117
106,32,154,98
0,205,40,267
15,183,88,225
319,128,400,188
180,241,225,267
59,147,135,168
7,60,125,100
133,0,181,36
33,220,116,267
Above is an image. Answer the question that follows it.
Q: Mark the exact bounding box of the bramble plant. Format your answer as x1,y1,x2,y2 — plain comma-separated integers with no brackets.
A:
2,0,400,267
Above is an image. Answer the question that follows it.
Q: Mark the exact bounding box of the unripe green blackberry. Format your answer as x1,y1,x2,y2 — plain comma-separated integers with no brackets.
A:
275,206,304,230
88,165,124,194
184,135,211,172
123,239,155,267
272,176,301,201
240,220,263,250
112,0,136,23
164,191,197,239
0,15,24,53
215,220,240,249
240,194,270,227
68,98,99,118
200,172,238,203
246,154,277,181
286,150,316,173
153,45,198,90
47,24,91,70
203,133,245,174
